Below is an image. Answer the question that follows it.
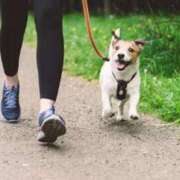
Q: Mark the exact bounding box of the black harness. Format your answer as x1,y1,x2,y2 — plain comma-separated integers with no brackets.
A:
112,72,137,100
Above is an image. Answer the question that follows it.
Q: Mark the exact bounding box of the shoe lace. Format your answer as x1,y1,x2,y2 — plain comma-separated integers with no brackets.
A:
4,87,18,109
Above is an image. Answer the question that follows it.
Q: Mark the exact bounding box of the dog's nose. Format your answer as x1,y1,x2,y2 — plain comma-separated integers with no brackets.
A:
118,54,125,59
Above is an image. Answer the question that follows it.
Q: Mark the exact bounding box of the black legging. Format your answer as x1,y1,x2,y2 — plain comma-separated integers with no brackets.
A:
0,0,64,101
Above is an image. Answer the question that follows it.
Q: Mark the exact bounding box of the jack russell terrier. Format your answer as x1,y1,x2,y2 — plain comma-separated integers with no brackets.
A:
100,28,146,121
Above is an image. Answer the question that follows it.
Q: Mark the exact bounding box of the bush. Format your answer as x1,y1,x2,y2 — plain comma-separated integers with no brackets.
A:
142,15,180,76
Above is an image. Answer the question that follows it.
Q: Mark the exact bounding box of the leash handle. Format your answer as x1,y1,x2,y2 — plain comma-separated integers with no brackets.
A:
82,0,109,61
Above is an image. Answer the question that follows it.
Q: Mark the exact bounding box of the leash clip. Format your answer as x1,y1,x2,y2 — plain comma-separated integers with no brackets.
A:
102,57,110,62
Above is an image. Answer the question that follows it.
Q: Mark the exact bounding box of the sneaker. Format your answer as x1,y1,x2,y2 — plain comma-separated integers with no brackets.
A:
1,84,20,123
37,107,66,143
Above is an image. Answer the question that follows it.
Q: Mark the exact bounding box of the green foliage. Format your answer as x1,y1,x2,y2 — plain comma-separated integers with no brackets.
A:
24,13,180,122
142,15,180,76
24,15,37,47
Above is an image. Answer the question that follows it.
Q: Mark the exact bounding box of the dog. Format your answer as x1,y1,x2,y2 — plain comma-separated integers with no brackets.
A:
100,28,146,121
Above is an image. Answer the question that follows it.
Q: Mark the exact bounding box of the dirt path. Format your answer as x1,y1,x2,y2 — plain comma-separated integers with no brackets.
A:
0,46,180,180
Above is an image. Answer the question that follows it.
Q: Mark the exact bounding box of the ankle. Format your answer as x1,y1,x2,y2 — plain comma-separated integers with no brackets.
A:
40,99,55,113
4,74,19,88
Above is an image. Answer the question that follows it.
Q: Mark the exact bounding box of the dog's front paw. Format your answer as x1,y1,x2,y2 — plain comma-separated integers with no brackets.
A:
116,115,125,121
102,110,115,119
129,113,140,120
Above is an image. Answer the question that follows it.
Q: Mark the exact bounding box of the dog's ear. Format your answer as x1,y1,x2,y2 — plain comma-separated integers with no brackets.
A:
109,28,121,58
110,28,121,48
112,28,121,41
134,39,148,51
134,39,148,47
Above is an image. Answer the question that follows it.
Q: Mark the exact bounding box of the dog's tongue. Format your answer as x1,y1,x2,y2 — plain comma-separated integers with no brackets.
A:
117,63,125,70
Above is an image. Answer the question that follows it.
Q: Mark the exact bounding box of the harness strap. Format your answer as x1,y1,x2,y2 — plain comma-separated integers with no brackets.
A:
112,72,137,100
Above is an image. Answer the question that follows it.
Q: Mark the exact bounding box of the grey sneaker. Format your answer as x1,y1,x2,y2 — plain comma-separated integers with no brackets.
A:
37,107,66,143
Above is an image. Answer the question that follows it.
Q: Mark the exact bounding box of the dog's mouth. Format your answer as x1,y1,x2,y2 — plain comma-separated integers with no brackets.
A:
116,60,132,71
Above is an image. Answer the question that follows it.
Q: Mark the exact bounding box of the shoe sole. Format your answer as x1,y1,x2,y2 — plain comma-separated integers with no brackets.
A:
37,115,66,143
1,114,20,124
1,118,20,124
7,119,20,123
1,107,21,124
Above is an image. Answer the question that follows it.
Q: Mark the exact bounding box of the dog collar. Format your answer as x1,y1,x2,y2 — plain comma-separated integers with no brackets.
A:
112,72,137,100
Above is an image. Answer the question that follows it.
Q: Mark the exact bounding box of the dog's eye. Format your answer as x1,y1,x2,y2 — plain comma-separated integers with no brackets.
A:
115,46,120,50
128,48,135,53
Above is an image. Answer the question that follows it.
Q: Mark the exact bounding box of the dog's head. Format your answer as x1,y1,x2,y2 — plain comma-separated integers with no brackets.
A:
109,28,146,71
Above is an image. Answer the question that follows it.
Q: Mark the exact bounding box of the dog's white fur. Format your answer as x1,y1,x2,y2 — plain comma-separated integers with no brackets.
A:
100,29,145,121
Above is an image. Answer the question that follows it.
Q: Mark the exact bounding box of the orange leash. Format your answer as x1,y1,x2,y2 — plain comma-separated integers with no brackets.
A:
82,0,109,61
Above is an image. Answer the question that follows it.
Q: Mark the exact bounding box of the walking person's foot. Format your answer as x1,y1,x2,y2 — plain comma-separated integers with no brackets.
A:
1,84,21,123
37,106,66,144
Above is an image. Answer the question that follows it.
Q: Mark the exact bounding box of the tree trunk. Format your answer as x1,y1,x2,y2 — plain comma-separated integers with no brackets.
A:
69,0,75,11
130,0,139,12
104,0,111,15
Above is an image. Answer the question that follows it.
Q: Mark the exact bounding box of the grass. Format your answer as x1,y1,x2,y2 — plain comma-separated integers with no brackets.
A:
24,13,180,122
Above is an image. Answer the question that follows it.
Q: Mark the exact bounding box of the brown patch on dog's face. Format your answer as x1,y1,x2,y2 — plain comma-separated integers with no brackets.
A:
128,42,141,63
